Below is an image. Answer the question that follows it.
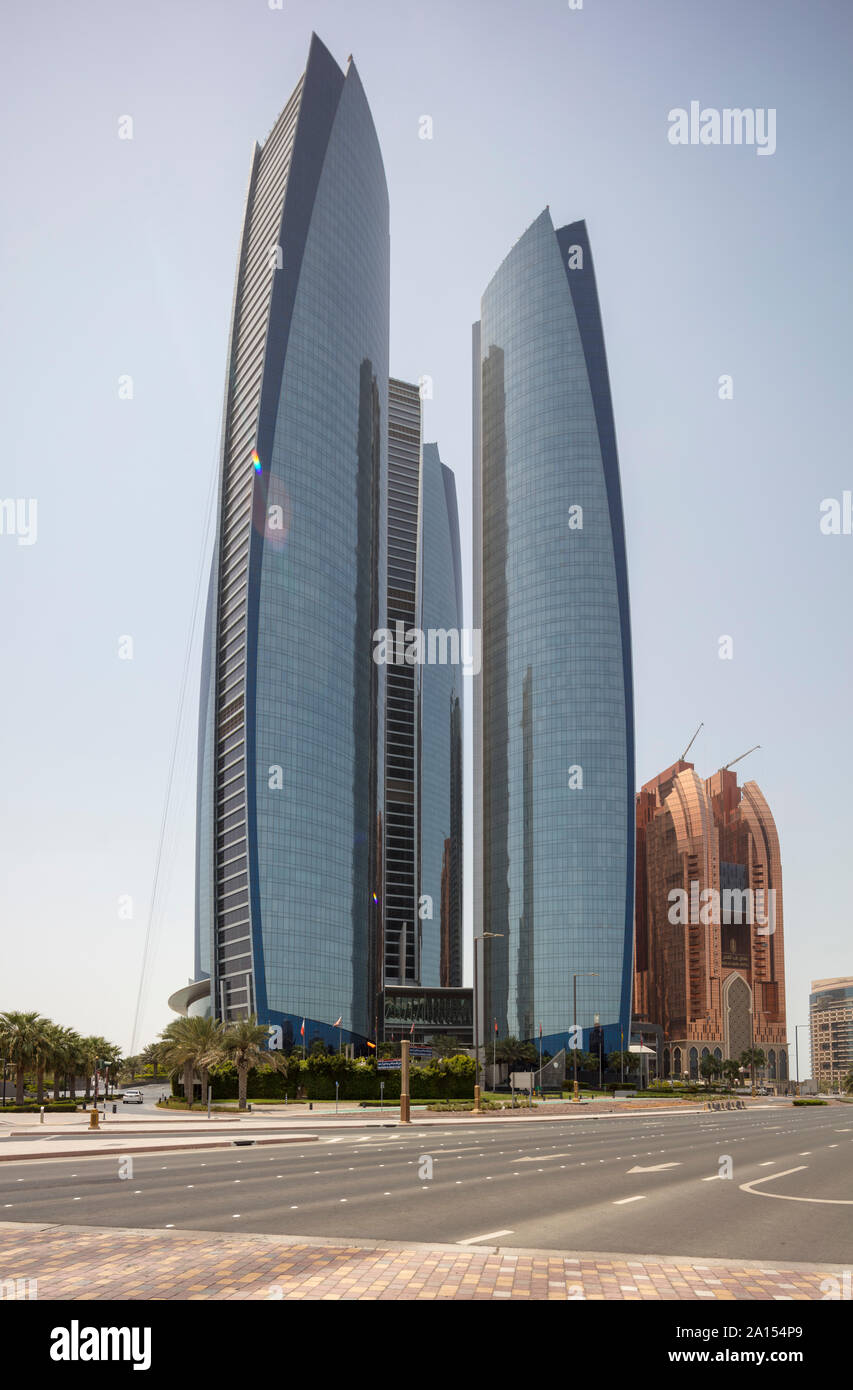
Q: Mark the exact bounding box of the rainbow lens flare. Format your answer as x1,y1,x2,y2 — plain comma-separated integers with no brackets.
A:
252,449,262,473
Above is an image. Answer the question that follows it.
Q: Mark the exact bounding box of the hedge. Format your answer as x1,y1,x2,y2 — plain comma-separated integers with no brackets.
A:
0,1102,79,1113
178,1055,476,1102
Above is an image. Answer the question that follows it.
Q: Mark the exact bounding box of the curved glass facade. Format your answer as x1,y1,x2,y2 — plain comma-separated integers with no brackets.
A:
194,35,389,1046
418,444,463,987
474,210,634,1054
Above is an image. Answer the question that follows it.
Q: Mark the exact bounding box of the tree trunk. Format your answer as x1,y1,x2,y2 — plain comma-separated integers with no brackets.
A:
183,1062,194,1108
54,1072,61,1101
200,1069,209,1108
238,1064,248,1111
69,1073,77,1102
15,1064,25,1105
37,1062,46,1106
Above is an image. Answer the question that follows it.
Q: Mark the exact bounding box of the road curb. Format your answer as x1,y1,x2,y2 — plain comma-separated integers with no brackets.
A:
0,1220,846,1277
0,1134,319,1162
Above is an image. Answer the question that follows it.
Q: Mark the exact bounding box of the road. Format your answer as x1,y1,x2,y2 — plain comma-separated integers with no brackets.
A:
2,1106,851,1263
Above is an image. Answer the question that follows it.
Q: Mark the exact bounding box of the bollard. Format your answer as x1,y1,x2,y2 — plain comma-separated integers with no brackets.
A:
88,1109,99,1129
112,1104,117,1114
40,1107,45,1125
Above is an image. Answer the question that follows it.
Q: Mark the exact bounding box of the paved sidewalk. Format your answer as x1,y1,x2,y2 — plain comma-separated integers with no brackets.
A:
0,1223,838,1300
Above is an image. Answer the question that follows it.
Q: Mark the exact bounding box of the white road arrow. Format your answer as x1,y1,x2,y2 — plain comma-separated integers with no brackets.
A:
626,1162,682,1173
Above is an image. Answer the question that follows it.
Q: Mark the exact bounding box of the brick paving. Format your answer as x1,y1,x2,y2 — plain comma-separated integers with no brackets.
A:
0,1223,836,1300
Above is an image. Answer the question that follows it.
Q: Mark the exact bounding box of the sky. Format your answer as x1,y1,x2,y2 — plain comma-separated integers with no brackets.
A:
1,0,851,1070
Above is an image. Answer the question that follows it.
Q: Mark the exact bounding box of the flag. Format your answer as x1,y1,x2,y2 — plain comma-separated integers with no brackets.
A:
409,1021,415,1036
333,1016,342,1028
539,1022,542,1037
300,1019,305,1038
366,1040,376,1050
494,1019,498,1034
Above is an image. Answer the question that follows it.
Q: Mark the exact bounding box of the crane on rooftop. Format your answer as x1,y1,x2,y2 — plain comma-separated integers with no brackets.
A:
722,745,761,771
680,722,704,762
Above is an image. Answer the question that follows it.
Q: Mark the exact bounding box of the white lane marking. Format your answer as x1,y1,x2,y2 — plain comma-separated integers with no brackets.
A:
458,1228,514,1245
515,1154,574,1163
701,1175,723,1181
626,1163,681,1173
799,1152,811,1156
740,1166,853,1205
759,1161,775,1166
613,1195,646,1205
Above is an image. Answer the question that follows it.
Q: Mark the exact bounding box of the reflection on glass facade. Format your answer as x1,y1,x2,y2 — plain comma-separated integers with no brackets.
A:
473,210,635,1054
193,35,389,1045
418,444,463,987
382,986,472,1040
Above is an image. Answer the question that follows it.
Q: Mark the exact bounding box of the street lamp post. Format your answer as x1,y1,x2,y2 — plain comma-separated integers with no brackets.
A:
473,932,504,1114
572,973,598,1103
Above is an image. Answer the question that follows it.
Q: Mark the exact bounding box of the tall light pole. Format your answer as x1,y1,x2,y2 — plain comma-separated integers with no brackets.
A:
473,932,504,1114
572,972,598,1102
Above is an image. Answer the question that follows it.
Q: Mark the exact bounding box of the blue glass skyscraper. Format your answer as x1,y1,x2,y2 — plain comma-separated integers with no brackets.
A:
193,35,389,1046
473,211,635,1055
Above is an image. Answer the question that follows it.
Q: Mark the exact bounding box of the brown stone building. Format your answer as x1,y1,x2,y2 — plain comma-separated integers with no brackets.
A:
634,760,788,1083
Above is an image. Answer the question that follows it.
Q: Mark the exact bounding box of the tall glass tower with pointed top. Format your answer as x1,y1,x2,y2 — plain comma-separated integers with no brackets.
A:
192,35,389,1046
473,211,635,1056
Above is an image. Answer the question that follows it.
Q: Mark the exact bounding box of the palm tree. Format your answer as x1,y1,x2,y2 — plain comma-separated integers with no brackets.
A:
739,1047,766,1092
33,1017,57,1105
140,1042,163,1079
223,1015,284,1111
64,1033,86,1102
44,1023,76,1101
699,1054,722,1088
607,1050,640,1076
494,1036,538,1067
76,1036,120,1100
121,1055,143,1085
0,1011,51,1104
722,1058,741,1089
159,1017,226,1108
429,1036,467,1060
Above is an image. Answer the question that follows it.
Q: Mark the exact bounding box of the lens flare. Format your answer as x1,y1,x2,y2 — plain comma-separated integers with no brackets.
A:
252,449,262,474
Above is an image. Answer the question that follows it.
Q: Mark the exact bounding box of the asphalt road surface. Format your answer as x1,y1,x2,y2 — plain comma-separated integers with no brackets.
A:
2,1107,851,1263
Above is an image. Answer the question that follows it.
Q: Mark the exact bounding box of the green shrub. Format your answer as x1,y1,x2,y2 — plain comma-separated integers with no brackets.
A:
793,1097,827,1106
1,1102,79,1113
202,1055,476,1103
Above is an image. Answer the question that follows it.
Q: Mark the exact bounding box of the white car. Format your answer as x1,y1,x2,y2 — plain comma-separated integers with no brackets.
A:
122,1090,144,1105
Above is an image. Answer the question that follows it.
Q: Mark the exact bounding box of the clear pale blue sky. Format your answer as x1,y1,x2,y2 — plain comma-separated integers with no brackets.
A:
1,0,850,1069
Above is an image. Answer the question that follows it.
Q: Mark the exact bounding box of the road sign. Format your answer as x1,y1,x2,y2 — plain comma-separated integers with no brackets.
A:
377,1059,402,1070
410,1048,433,1059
